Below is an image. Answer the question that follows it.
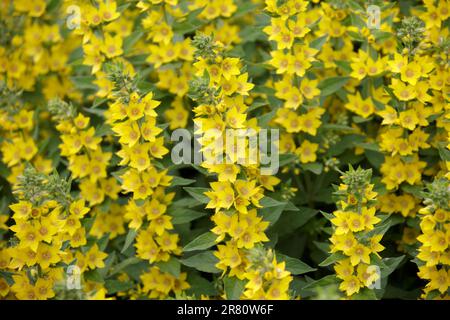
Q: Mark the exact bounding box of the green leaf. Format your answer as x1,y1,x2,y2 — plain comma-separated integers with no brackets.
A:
334,60,352,73
0,271,14,286
276,253,316,275
183,232,217,252
171,197,203,208
173,8,205,34
310,35,328,50
318,76,350,96
278,153,297,167
92,97,107,108
302,275,339,290
97,233,110,251
155,257,181,278
232,2,259,19
239,27,266,42
71,76,96,90
248,99,268,112
260,196,285,208
257,109,276,128
372,30,393,41
98,252,116,278
401,184,423,199
123,30,144,54
270,207,317,236
380,256,405,278
83,106,105,117
284,201,300,212
121,229,137,253
252,86,276,95
190,164,211,176
350,12,366,29
260,203,285,225
438,145,450,161
169,207,208,224
319,252,346,267
352,288,378,300
95,123,113,137
355,142,380,152
223,276,246,300
109,257,141,276
363,215,403,240
314,241,330,253
180,251,221,273
105,280,134,294
346,0,365,11
170,176,196,187
301,162,323,175
320,210,334,221
186,273,218,297
353,116,373,123
183,187,210,204
117,2,131,12
365,149,384,169
84,269,104,283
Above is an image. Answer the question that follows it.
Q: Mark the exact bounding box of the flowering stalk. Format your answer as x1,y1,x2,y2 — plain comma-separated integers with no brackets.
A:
263,1,325,168
189,33,292,299
329,166,385,297
106,64,189,298
6,165,108,300
416,178,450,299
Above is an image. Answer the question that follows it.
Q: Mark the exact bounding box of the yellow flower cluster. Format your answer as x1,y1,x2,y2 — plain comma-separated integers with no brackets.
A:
0,110,47,184
330,167,385,297
417,178,450,298
0,0,449,301
107,70,188,297
265,0,324,165
4,181,109,299
187,34,292,299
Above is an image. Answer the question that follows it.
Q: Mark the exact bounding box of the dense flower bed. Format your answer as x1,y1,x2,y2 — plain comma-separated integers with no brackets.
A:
0,0,449,300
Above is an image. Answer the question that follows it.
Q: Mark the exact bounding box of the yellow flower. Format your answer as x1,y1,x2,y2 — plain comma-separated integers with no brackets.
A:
347,212,365,233
113,120,141,146
99,0,120,22
390,79,417,101
399,109,419,131
36,243,60,269
86,244,108,269
269,50,292,74
34,278,55,300
400,61,422,85
296,140,319,163
339,275,362,296
101,33,123,59
300,79,320,100
221,58,241,80
70,199,90,218
16,223,41,252
427,269,450,294
377,106,398,125
348,243,371,266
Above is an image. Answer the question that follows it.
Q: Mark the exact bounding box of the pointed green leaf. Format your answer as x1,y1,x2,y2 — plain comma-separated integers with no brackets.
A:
121,229,137,253
155,257,181,278
319,252,346,267
318,76,350,96
183,232,217,252
180,251,221,273
277,253,317,275
183,187,210,204
223,276,246,300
